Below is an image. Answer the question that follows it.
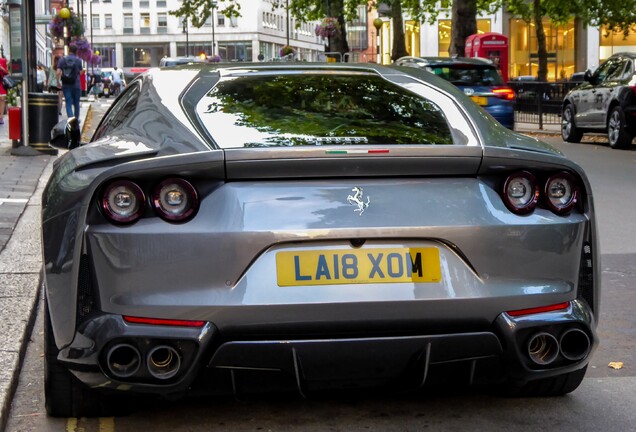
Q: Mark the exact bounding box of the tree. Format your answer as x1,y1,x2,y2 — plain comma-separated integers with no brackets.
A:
450,0,477,56
273,0,369,57
389,1,409,60
170,0,241,29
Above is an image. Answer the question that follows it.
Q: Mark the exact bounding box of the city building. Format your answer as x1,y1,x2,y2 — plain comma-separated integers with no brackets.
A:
67,0,325,74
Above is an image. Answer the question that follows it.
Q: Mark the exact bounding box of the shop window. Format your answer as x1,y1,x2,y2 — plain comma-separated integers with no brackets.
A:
438,19,490,57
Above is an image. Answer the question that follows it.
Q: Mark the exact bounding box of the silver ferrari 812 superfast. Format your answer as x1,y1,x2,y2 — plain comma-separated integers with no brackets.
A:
42,62,599,417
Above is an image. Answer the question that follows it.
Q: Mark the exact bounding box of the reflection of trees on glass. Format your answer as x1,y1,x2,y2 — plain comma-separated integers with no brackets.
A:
202,74,454,147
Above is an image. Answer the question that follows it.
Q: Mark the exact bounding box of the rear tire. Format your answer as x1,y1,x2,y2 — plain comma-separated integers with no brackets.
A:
502,366,587,397
44,299,133,417
561,104,583,143
607,107,633,149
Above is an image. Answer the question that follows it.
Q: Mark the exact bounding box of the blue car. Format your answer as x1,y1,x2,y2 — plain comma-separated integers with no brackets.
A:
395,56,515,129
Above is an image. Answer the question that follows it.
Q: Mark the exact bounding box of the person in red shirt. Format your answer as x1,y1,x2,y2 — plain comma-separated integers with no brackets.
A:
0,54,8,125
80,69,87,96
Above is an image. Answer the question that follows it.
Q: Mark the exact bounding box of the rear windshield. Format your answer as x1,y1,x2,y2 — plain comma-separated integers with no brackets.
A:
428,65,504,86
196,73,454,148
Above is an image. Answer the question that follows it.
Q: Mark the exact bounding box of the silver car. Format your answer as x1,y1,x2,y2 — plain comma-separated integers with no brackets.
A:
42,63,599,418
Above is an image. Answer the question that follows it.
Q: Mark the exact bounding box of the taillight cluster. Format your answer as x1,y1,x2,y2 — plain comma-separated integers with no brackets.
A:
492,87,515,100
501,171,579,215
101,178,199,224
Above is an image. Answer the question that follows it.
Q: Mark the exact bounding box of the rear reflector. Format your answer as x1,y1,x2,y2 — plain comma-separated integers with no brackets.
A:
507,302,570,317
124,316,206,327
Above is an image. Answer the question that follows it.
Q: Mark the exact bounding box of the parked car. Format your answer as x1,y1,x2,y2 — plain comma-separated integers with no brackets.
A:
43,62,598,418
562,52,636,148
394,56,515,129
159,56,209,67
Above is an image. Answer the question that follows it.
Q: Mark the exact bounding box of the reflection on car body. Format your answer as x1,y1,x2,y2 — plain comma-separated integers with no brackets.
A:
42,62,599,418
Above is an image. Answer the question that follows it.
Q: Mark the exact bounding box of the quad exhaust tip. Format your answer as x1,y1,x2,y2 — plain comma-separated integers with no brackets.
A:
527,332,560,366
106,343,142,378
147,345,181,380
559,328,591,361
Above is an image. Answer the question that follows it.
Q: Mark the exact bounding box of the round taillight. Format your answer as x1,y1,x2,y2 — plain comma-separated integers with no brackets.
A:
101,180,145,224
545,172,578,214
502,171,539,214
152,178,198,222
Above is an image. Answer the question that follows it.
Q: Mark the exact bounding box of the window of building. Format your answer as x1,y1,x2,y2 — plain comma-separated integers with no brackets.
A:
405,20,420,57
140,0,150,7
123,0,132,9
438,19,490,57
347,6,368,51
157,0,167,6
176,43,210,58
105,14,112,29
157,13,167,33
123,13,133,34
218,15,225,26
123,44,169,68
92,45,115,68
140,13,150,34
92,14,100,30
217,41,252,62
600,27,636,61
509,18,575,80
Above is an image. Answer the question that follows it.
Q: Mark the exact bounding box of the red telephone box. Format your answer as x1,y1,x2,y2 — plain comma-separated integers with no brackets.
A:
464,34,478,58
466,32,509,82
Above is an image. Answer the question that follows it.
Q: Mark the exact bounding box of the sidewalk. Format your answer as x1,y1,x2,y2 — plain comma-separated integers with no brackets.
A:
0,101,90,431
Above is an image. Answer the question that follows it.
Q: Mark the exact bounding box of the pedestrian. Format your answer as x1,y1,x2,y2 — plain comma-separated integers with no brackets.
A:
0,53,9,125
36,65,46,92
90,68,102,101
48,55,63,115
57,44,83,120
80,69,87,97
111,66,123,97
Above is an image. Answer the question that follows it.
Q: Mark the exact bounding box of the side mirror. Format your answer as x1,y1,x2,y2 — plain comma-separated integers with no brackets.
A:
49,117,82,150
584,69,593,83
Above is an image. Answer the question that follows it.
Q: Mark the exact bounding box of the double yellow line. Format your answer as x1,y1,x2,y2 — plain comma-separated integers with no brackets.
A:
66,417,115,432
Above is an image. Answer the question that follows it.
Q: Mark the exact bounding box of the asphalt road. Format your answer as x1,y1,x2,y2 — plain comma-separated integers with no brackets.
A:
5,130,636,432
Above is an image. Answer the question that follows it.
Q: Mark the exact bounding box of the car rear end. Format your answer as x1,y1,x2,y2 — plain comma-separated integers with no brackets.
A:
42,66,597,410
426,61,515,129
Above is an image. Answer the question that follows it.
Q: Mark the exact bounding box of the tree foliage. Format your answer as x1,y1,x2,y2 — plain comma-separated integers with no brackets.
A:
170,0,241,28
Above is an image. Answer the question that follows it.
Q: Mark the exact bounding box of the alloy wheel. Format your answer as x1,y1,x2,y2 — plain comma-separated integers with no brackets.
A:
608,110,621,145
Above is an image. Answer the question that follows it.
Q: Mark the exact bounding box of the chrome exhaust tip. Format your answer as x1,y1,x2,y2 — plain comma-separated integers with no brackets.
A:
106,343,141,378
527,332,559,365
560,328,591,361
147,345,181,380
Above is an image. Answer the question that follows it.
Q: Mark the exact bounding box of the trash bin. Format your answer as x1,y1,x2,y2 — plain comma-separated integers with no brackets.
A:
8,107,21,143
28,92,59,155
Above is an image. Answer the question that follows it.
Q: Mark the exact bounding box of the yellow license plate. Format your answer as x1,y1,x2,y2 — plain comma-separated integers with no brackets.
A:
471,96,488,106
276,248,441,287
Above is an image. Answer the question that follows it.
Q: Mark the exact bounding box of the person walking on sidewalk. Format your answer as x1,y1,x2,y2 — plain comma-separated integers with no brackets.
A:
48,55,63,115
57,44,83,120
0,54,9,125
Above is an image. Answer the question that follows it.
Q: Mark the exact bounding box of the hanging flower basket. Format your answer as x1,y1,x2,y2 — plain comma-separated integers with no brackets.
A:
315,17,341,39
71,37,93,62
48,9,85,40
279,45,295,57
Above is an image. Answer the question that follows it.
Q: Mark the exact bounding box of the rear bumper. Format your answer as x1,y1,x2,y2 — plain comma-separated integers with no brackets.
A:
60,299,596,397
